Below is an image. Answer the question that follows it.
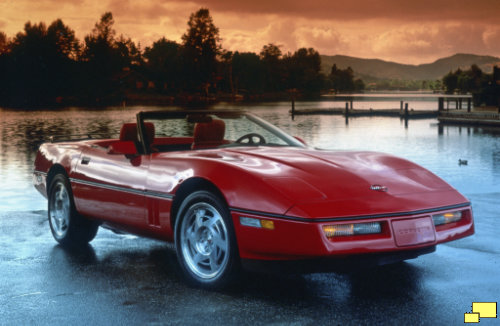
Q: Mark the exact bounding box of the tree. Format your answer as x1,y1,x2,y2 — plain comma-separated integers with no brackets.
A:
144,37,181,93
0,31,9,103
181,8,221,92
6,20,80,106
494,66,500,108
260,43,282,62
284,47,324,96
330,64,356,92
85,12,115,47
82,12,117,64
443,70,459,93
443,66,484,95
0,31,8,55
232,52,265,94
442,65,499,106
474,65,499,106
259,43,284,92
81,12,124,103
116,36,140,66
46,19,81,99
47,19,80,60
354,78,365,91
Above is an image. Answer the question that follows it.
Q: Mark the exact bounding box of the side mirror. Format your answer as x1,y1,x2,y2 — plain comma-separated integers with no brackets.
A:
108,141,138,156
294,136,307,146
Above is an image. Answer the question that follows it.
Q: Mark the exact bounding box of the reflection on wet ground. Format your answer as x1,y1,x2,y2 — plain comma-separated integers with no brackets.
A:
1,192,498,325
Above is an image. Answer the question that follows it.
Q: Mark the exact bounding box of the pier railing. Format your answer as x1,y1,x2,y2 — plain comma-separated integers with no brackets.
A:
437,95,474,112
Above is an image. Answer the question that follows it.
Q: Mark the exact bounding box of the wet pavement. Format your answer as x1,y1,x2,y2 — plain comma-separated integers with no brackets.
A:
0,193,499,326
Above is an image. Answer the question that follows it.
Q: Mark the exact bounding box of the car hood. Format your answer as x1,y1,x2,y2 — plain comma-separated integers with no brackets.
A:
189,147,469,218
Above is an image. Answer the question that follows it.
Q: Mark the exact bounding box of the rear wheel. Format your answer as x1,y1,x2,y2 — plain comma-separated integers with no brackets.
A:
175,190,239,288
48,174,98,247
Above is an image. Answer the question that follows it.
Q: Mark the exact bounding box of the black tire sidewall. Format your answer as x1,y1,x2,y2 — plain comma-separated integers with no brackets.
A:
48,174,97,246
174,190,239,288
48,174,74,244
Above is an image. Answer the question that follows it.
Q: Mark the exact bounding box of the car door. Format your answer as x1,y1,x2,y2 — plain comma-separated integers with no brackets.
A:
71,145,150,228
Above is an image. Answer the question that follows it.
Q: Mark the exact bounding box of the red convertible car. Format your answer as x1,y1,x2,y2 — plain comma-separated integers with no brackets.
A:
33,110,474,288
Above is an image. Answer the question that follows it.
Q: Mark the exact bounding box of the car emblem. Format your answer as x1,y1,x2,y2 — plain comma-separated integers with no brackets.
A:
370,184,388,192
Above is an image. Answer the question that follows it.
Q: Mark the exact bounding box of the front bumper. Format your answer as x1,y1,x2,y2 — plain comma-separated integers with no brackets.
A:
231,205,474,261
33,170,48,199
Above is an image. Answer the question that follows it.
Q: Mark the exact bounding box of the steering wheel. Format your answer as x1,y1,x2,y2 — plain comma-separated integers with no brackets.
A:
235,133,266,145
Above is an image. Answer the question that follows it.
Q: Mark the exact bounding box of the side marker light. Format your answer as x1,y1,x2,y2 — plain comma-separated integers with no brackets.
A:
239,216,275,230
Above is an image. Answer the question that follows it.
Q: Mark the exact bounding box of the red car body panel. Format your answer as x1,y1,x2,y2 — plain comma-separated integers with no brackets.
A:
33,112,474,264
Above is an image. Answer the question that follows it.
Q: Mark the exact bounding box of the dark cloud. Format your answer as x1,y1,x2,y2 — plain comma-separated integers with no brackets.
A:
2,0,499,63
193,0,500,23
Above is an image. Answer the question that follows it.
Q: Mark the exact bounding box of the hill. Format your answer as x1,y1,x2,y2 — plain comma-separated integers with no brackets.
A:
320,53,500,81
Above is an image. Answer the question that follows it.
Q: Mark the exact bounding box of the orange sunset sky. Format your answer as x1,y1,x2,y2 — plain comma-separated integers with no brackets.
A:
1,0,499,64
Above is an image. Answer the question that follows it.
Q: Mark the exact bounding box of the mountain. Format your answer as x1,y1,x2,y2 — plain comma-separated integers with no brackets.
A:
320,53,500,81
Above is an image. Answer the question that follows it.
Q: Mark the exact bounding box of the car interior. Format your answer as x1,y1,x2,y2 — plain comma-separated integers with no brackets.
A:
100,118,233,155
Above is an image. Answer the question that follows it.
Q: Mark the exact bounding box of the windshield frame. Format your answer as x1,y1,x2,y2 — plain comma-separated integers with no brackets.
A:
136,110,305,154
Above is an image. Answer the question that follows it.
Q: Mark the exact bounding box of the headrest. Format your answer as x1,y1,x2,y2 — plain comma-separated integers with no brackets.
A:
193,119,225,143
120,123,139,142
119,122,155,144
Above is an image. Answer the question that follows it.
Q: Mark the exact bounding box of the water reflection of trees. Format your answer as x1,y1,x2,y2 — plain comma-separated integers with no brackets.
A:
0,112,121,182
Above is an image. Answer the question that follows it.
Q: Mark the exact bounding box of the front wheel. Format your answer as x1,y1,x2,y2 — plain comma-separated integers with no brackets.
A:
175,190,240,288
48,174,98,247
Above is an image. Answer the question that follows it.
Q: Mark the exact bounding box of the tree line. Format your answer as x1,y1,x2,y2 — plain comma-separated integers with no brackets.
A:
0,9,364,108
442,65,500,106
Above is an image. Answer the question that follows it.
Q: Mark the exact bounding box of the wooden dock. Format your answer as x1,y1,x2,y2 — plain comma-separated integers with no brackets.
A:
291,99,438,119
290,94,500,126
438,107,500,126
290,107,437,118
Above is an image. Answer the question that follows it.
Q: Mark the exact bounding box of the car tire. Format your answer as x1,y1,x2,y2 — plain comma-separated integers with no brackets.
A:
48,174,98,247
175,190,240,289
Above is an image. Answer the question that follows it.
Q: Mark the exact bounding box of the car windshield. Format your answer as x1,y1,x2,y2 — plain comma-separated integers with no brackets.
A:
140,111,304,151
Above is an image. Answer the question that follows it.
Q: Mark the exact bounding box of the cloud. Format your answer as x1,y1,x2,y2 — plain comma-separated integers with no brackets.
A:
1,0,499,64
218,16,348,57
190,0,500,23
217,16,295,54
481,27,500,53
367,23,500,63
108,0,181,21
295,25,347,54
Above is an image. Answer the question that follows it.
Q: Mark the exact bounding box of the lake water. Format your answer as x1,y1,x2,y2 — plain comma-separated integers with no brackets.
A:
1,100,499,212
